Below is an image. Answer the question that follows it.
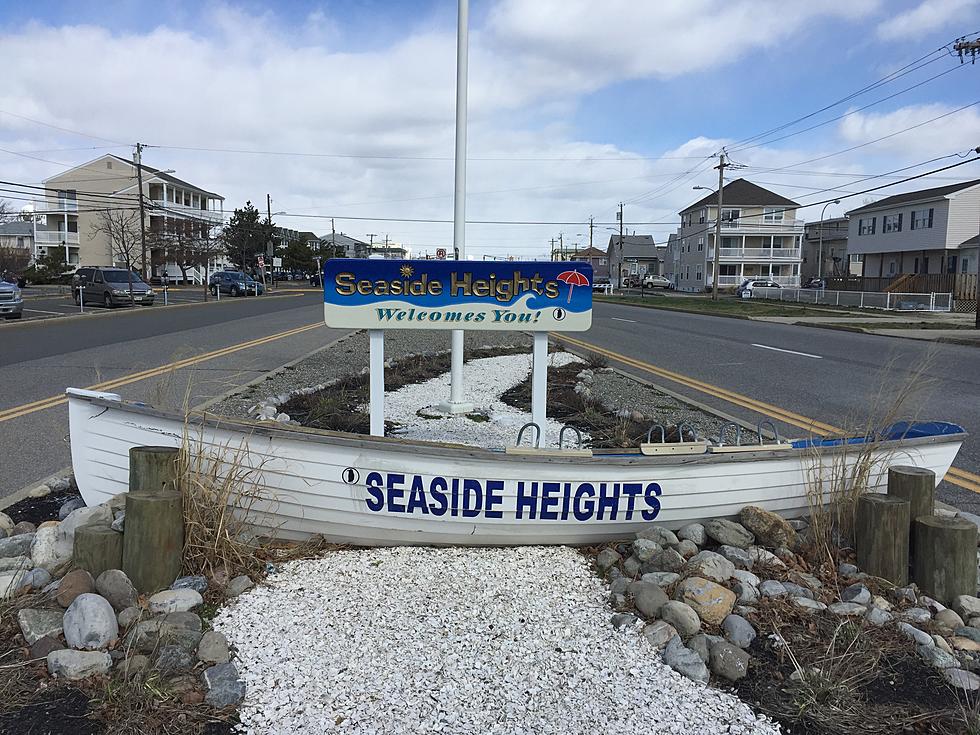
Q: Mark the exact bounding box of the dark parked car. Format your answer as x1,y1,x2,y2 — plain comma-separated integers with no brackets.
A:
71,267,155,308
209,271,264,296
802,277,826,289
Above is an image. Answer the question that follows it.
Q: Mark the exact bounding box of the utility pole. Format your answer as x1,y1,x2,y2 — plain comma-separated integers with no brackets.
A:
617,203,624,289
367,233,376,254
135,143,149,279
558,233,564,261
711,151,728,302
955,39,980,327
550,237,556,261
331,217,337,258
265,193,272,289
589,216,594,249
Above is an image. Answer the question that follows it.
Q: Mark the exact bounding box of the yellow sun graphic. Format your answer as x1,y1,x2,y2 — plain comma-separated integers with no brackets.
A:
400,265,414,278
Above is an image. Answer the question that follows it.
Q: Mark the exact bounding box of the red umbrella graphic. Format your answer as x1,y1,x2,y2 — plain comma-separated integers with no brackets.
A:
557,269,590,303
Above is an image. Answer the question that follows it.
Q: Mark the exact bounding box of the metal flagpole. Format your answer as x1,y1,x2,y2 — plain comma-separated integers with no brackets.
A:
441,0,474,414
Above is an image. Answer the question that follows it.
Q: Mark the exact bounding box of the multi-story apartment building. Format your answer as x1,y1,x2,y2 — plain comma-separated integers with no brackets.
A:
801,217,858,279
673,179,803,292
33,154,225,280
845,179,980,278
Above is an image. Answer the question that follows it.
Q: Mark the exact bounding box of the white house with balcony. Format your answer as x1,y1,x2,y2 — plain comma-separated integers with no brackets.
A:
34,154,226,281
673,179,803,292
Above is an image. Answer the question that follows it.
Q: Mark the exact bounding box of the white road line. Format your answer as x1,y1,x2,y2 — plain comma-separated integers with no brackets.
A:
610,317,637,323
751,343,822,359
23,308,74,316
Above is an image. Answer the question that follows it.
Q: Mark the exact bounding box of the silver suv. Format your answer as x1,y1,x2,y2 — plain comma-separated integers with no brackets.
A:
72,267,156,308
0,280,23,319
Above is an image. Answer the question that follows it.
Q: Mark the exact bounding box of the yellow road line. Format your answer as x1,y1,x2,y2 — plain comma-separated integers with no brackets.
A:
559,333,980,494
0,323,323,423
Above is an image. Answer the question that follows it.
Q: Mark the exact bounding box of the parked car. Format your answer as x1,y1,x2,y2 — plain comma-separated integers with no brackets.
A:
71,267,155,308
642,274,674,290
209,271,264,296
1,270,26,289
801,277,826,290
736,279,782,299
0,280,24,319
621,275,642,288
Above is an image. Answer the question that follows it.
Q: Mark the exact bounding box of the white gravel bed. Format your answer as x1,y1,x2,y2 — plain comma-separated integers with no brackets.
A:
214,546,778,735
381,352,584,449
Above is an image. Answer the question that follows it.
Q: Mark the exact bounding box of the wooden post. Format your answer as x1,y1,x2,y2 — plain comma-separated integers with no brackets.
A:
122,493,184,594
129,446,180,496
73,525,123,578
912,515,976,605
888,465,934,561
855,494,909,585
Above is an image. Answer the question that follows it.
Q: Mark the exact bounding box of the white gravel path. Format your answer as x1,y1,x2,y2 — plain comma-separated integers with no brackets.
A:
379,352,585,449
214,546,779,735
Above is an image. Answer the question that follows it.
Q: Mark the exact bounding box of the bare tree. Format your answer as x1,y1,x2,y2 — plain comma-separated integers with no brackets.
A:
91,208,142,296
193,219,225,301
0,199,14,224
0,245,30,275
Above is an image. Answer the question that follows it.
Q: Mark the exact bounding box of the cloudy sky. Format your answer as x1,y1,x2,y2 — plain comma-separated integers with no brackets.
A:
1,0,979,259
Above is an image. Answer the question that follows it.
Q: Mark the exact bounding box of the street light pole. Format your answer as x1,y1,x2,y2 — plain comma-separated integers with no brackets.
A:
817,199,840,280
135,142,149,279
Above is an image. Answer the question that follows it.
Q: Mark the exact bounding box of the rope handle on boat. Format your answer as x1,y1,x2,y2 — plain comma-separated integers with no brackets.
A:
757,420,781,445
516,422,542,449
716,421,742,447
559,425,584,450
645,424,667,444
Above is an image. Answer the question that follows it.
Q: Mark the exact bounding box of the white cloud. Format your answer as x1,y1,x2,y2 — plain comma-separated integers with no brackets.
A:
877,0,979,41
837,102,980,158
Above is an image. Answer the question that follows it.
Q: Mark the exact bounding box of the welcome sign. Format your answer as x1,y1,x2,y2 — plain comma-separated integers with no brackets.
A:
322,259,593,331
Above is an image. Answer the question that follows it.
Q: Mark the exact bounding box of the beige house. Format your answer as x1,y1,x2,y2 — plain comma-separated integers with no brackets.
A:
33,154,225,280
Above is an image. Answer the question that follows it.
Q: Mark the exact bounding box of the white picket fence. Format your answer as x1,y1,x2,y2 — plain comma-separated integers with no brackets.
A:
750,287,952,312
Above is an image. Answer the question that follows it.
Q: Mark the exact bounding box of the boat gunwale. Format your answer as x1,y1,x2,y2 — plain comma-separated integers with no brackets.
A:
70,391,968,468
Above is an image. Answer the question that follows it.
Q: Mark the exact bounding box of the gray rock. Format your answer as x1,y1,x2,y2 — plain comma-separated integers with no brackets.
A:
110,513,125,533
891,586,918,605
709,641,751,681
902,607,932,624
660,601,701,637
684,550,735,583
0,555,33,572
828,602,868,617
609,577,629,595
734,605,758,616
0,512,13,536
643,548,686,574
19,568,52,592
841,583,871,605
0,570,27,599
596,548,622,573
944,668,980,691
610,613,637,629
155,644,195,674
642,620,677,647
120,653,150,679
782,582,813,599
748,546,786,569
717,545,752,570
897,622,933,647
632,582,669,618
95,570,138,611
935,609,966,631
631,539,661,562
623,555,642,577
226,575,254,597
673,539,700,558
63,593,118,650
704,519,754,549
791,572,823,591
31,526,72,573
918,596,946,614
663,636,709,683
955,627,980,644
159,612,204,651
865,606,893,626
203,662,247,709
609,593,627,609
677,523,707,546
58,498,86,520
733,581,759,606
838,562,859,576
759,580,787,598
148,589,203,614
117,606,141,629
636,526,679,547
171,575,208,595
687,633,712,663
954,595,980,620
918,644,959,670
18,608,64,645
721,614,756,648
739,506,798,549
47,649,111,680
0,533,35,558
640,572,679,587
792,597,827,612
731,569,761,588
11,521,36,535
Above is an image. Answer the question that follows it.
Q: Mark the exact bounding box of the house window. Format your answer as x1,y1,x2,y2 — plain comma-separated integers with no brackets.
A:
106,160,112,169
699,209,706,224
696,270,702,281
883,214,902,233
771,236,783,249
697,237,704,251
763,207,784,223
721,236,738,249
721,208,740,228
57,189,77,211
598,258,606,266
911,209,934,230
888,260,896,275
719,264,738,276
858,217,876,235
947,255,957,274
849,254,863,263
963,257,971,273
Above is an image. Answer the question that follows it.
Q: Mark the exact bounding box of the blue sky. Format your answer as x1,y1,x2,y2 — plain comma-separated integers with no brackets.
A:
0,0,978,256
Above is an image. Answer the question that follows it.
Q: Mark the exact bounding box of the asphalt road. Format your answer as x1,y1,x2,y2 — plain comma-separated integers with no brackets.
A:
576,301,980,513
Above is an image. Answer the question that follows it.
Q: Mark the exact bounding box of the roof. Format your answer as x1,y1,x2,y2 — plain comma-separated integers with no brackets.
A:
607,234,660,259
681,178,799,213
326,232,369,248
846,179,980,215
961,233,980,246
102,154,224,200
572,246,607,258
297,231,320,241
0,221,34,236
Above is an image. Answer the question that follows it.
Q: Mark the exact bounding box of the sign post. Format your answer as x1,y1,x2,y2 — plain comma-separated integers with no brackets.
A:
322,259,593,442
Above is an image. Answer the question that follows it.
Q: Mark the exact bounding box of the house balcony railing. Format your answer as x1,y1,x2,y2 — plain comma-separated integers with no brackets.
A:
711,219,804,233
149,201,224,222
715,274,801,287
708,247,802,260
34,231,80,245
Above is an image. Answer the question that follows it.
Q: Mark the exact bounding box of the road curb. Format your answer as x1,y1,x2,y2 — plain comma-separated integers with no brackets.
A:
0,468,74,513
793,320,980,347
